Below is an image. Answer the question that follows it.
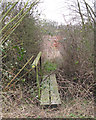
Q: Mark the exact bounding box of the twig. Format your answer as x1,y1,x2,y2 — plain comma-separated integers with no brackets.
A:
4,55,33,91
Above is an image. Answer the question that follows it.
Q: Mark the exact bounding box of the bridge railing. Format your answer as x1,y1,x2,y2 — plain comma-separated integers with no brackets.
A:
32,51,42,99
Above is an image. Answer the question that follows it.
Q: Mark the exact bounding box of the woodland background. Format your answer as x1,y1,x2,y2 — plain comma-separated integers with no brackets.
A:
0,0,95,118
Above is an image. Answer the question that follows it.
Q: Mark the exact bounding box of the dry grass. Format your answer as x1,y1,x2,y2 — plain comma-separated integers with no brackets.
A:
2,70,95,118
2,97,94,118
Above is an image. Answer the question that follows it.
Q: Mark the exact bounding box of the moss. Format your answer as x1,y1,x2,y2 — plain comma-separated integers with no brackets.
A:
43,61,57,73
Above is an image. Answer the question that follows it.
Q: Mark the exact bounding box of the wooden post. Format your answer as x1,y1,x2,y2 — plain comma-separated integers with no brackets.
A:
31,52,42,99
39,56,43,83
36,66,40,99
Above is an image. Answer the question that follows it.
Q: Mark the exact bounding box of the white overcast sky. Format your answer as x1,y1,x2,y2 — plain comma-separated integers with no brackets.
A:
5,0,94,24
37,0,94,25
38,0,68,24
38,0,76,25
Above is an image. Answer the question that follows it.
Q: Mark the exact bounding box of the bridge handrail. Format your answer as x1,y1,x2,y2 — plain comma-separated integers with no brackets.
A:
32,51,42,99
32,51,42,67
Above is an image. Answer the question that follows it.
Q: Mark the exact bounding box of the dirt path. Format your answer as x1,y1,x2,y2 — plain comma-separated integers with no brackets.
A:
2,99,94,118
42,35,63,63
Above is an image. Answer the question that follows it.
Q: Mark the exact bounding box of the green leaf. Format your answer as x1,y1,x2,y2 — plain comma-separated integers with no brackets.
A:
73,77,77,80
75,61,79,64
22,79,25,82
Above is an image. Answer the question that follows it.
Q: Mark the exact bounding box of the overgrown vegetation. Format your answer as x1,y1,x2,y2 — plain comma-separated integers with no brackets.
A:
1,0,95,118
43,61,57,74
1,0,41,90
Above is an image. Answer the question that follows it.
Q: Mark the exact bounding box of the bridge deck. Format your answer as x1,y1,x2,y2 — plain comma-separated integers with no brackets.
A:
40,74,61,105
40,76,50,105
50,74,61,105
